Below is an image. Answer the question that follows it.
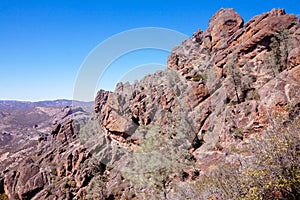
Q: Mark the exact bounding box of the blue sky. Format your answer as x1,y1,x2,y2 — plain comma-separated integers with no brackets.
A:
1,0,299,101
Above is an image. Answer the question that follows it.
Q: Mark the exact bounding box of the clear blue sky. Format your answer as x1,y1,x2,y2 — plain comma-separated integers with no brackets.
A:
1,0,299,101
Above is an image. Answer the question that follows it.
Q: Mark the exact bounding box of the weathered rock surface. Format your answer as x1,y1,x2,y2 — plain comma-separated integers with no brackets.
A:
1,8,300,200
0,102,91,200
91,8,300,198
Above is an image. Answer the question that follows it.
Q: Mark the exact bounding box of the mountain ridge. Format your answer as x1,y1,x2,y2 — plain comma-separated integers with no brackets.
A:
0,99,93,110
1,8,300,200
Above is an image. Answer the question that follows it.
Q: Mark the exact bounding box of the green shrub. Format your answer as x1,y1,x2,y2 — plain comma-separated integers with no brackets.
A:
119,110,196,197
215,141,223,151
0,193,8,200
86,176,107,199
231,127,244,140
192,74,203,82
79,115,104,144
252,89,260,100
200,116,300,199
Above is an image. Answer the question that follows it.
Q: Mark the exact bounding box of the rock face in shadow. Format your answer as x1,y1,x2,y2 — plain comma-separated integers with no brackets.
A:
1,8,300,200
4,158,46,200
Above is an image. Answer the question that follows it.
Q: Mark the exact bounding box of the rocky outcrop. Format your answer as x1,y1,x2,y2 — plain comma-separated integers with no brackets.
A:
91,8,300,198
4,158,47,200
94,8,299,154
165,8,300,161
1,8,300,200
206,8,244,51
0,105,92,200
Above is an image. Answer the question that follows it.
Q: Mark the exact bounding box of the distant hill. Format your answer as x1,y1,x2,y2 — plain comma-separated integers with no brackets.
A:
0,99,93,110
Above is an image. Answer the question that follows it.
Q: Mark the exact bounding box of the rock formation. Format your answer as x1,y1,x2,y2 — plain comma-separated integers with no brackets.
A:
0,8,299,199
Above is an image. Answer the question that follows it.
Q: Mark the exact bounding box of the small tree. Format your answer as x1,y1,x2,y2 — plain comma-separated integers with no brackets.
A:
86,175,107,199
264,29,291,77
245,116,300,199
226,55,242,104
119,109,195,199
79,114,104,144
199,116,300,200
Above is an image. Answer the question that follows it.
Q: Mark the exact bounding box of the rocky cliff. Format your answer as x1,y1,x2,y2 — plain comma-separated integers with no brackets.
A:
1,8,299,200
